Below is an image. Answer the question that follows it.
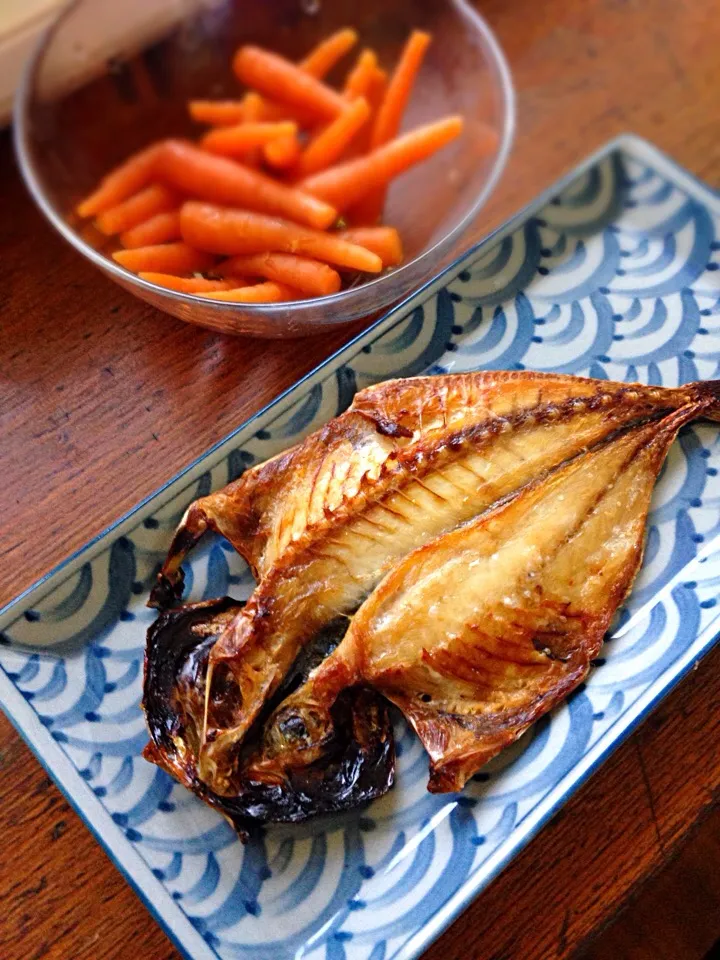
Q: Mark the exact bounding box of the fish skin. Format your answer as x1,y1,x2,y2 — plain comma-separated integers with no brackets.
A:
141,597,253,829
150,372,718,795
251,397,716,794
141,598,394,833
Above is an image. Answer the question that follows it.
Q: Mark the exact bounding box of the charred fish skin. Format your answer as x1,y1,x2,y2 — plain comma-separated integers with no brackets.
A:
254,393,720,795
142,597,245,796
195,376,718,792
142,600,394,832
230,688,395,825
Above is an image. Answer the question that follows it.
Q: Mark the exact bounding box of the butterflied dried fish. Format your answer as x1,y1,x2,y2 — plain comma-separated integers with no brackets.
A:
143,372,720,811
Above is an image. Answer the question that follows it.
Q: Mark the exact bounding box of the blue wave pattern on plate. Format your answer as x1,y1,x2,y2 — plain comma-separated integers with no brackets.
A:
2,143,720,960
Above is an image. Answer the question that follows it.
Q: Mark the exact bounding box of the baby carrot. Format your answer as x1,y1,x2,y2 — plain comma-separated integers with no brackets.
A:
241,92,266,167
218,252,342,296
190,95,316,128
76,143,164,218
264,133,302,170
120,210,182,248
346,188,383,226
336,226,403,266
300,27,358,78
371,30,432,148
242,92,265,121
113,242,215,274
299,115,465,211
156,140,337,230
346,61,388,218
345,64,387,167
343,49,379,100
189,100,247,125
233,46,347,120
218,33,356,134
181,203,383,273
96,184,178,236
356,31,431,223
203,281,304,302
297,97,371,177
255,98,319,125
139,273,233,293
367,67,389,116
201,121,298,157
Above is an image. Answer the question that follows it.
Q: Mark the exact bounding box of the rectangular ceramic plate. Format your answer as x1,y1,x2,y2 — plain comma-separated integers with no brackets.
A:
2,134,720,960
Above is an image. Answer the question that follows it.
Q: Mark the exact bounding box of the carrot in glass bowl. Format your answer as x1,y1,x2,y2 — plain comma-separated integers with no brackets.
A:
180,204,382,274
74,24,479,304
299,116,466,211
95,184,178,236
120,211,182,248
216,252,342,297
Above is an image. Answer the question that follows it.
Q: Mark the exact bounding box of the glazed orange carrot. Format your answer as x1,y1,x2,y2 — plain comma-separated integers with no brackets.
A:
345,189,383,226
120,210,182,248
299,27,358,78
297,97,371,177
371,30,431,148
76,143,164,218
201,121,298,156
217,33,357,134
343,49,378,100
204,281,304,302
367,67,389,116
190,95,314,127
96,184,178,236
138,272,233,293
264,133,302,170
218,252,342,296
255,98,319,125
242,92,266,167
346,64,387,164
336,226,403,266
243,91,265,119
156,140,337,230
300,115,464,211
233,46,347,120
189,100,247,125
354,31,431,223
181,203,383,273
113,242,215,274
254,33,358,168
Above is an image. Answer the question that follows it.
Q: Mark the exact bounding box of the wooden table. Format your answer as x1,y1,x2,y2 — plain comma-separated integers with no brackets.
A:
1,1,719,957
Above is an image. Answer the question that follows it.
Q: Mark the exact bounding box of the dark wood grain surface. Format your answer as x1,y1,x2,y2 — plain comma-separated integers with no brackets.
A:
1,1,720,958
584,803,720,960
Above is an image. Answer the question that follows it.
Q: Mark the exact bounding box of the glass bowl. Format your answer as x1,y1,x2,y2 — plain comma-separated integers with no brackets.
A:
14,0,514,338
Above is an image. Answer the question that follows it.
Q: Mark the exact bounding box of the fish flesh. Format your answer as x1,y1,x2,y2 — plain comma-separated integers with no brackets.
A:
144,372,720,816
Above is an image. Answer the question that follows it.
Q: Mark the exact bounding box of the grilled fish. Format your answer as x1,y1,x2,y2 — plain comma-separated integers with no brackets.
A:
144,372,720,806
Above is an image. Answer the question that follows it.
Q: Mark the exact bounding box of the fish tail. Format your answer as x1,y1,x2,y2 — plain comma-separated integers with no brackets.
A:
690,379,720,422
147,501,210,608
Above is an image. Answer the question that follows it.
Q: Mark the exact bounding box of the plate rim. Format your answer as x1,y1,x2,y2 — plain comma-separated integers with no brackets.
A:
2,132,720,960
